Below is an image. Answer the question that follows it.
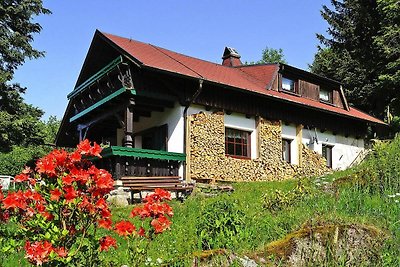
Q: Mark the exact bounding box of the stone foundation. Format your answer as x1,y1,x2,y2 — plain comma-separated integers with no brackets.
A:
188,112,329,182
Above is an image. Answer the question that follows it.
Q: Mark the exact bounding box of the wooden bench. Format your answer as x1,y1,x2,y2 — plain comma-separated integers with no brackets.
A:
120,176,194,201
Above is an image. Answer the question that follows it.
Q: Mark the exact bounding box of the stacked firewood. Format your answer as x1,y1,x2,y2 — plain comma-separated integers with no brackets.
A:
189,112,329,182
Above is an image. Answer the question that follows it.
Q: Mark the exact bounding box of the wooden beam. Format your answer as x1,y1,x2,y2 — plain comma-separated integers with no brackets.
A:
123,98,135,147
296,124,303,166
68,56,123,99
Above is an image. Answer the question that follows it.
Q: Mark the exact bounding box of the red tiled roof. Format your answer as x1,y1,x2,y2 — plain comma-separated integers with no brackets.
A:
101,32,385,125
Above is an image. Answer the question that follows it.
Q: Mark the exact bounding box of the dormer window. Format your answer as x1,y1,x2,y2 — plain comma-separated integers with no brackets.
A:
320,88,332,103
282,77,296,92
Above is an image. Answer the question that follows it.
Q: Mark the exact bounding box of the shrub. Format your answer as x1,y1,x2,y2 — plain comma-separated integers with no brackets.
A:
263,179,313,212
197,195,245,250
0,140,173,266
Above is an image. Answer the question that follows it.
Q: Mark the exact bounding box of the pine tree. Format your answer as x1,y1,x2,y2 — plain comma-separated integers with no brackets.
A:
311,0,399,119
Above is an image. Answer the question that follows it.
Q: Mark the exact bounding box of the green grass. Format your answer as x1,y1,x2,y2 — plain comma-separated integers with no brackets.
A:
2,137,400,266
1,178,398,266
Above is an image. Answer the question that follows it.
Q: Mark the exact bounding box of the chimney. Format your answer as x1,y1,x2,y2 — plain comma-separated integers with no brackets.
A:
222,47,242,67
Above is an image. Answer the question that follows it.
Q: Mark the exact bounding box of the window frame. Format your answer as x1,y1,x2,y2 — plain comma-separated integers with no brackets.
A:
225,127,251,159
319,88,333,103
322,144,333,168
281,76,298,93
282,138,292,163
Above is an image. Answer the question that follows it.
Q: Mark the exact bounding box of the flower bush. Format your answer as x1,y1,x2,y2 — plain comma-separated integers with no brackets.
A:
0,140,173,266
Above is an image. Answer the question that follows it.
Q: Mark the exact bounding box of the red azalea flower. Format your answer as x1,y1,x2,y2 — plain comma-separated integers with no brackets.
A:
14,173,29,183
69,151,82,162
79,196,95,213
36,155,57,176
22,166,32,174
114,220,136,236
54,247,68,258
63,186,78,202
99,236,117,251
138,227,146,237
52,149,68,165
24,191,44,202
41,211,54,221
98,218,113,229
100,207,112,218
95,198,108,210
90,142,102,157
130,205,151,219
24,240,54,266
95,170,114,189
76,139,91,154
62,175,74,185
50,189,63,201
35,203,46,212
151,215,171,234
2,191,27,210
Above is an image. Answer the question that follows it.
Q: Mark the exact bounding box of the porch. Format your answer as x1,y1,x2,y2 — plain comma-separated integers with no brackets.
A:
95,146,185,180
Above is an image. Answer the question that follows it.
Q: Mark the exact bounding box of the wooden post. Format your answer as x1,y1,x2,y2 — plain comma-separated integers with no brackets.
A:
296,124,303,166
185,115,191,182
124,98,135,147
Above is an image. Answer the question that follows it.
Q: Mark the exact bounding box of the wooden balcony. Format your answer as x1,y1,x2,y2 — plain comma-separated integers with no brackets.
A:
94,146,185,180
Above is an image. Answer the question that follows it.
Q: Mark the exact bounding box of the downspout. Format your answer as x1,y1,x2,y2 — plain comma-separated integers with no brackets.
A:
183,79,204,181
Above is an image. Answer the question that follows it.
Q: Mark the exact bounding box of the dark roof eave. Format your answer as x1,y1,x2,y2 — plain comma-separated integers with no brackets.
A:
140,64,384,125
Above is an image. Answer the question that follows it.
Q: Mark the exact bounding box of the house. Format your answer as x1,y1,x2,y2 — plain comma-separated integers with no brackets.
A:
56,30,385,183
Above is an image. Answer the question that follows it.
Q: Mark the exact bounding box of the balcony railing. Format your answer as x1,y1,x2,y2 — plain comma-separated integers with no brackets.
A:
94,146,185,180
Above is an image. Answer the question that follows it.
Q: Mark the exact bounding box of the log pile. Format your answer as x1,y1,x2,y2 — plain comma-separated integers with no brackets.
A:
189,112,330,182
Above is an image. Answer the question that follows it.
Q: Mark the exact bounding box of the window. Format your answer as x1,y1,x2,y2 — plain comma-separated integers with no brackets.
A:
282,77,296,92
322,144,333,168
225,128,251,158
282,139,292,163
320,88,332,103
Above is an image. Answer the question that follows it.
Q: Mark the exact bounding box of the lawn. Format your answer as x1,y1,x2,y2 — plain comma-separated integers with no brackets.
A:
1,138,400,266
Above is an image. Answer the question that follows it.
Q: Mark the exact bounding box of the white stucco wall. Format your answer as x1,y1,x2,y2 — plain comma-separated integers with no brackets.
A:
301,127,364,170
133,103,184,153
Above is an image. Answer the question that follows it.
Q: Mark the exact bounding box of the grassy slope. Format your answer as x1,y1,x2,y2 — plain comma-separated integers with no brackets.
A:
1,139,400,266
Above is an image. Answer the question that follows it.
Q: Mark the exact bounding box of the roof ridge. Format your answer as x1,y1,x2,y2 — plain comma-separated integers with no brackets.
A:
102,31,245,70
149,44,204,79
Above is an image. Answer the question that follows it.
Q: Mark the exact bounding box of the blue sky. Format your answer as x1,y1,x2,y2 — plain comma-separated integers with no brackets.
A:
13,0,331,120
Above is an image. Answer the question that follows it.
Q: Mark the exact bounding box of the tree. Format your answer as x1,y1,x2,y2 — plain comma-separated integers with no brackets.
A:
246,46,287,65
310,0,399,119
0,1,51,152
0,0,51,83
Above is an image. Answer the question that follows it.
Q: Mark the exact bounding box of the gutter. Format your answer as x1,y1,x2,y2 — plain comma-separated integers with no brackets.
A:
183,79,204,181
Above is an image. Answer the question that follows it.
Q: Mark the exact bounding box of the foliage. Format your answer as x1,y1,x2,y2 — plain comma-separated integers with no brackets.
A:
246,46,287,65
310,0,399,119
197,194,246,250
0,140,112,266
0,145,46,177
0,140,174,266
0,0,51,152
115,188,174,267
263,178,313,212
0,0,51,83
0,117,60,176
